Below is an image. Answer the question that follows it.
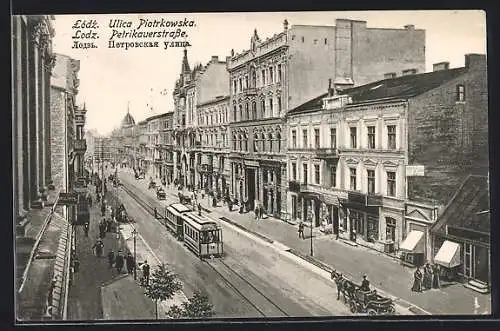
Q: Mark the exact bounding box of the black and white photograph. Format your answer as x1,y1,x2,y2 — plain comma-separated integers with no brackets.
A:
12,10,491,322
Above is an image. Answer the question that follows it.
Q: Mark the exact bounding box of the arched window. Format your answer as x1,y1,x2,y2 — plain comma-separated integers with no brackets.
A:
245,103,249,121
268,132,273,152
233,134,237,150
239,105,243,122
261,132,266,152
239,134,243,151
243,134,248,151
252,101,257,120
253,133,259,152
276,132,281,152
260,99,265,118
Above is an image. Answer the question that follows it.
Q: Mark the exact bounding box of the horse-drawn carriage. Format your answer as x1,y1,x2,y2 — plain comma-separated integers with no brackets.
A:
178,192,192,205
331,270,396,315
115,204,130,223
148,180,156,190
157,187,166,200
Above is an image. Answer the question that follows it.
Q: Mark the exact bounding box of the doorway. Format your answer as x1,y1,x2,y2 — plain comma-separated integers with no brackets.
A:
246,168,256,210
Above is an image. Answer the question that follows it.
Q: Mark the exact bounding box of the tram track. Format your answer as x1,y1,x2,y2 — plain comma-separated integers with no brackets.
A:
117,180,290,317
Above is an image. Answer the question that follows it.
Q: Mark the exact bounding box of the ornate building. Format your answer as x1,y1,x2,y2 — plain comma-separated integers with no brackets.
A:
12,15,56,222
172,50,230,189
226,19,426,220
120,107,136,168
158,112,175,184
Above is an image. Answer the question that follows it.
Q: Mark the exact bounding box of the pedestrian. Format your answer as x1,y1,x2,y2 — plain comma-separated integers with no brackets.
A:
107,249,115,269
360,274,370,291
126,252,135,275
198,202,202,216
142,260,150,286
423,263,432,290
106,218,112,232
254,206,259,220
411,267,423,292
92,238,104,258
83,221,90,237
298,222,305,239
115,251,124,273
432,264,441,289
259,205,264,218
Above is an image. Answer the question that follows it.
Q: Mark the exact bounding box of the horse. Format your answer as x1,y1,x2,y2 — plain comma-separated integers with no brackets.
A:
331,270,357,303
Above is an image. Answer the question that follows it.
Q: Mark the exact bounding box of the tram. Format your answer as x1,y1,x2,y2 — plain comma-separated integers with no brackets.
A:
181,211,224,258
164,203,191,240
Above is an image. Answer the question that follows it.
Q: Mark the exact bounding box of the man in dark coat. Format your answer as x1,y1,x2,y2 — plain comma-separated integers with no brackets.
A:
142,261,150,286
412,267,423,292
360,275,370,291
126,252,135,275
83,221,90,237
115,251,124,273
423,263,432,290
298,222,305,239
107,250,115,269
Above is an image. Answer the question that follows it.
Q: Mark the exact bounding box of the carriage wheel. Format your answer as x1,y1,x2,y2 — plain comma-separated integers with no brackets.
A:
367,309,377,316
349,301,357,313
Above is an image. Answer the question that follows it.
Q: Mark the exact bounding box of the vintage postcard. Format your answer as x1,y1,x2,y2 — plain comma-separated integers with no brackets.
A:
12,10,490,322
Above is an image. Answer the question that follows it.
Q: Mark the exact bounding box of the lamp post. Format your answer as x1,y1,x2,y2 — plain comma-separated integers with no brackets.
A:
308,204,314,257
132,227,137,280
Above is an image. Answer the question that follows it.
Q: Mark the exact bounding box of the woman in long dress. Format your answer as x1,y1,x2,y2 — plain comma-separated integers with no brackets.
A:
411,267,423,292
432,264,441,289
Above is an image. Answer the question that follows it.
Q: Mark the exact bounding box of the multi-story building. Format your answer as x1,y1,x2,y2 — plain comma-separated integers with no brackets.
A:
158,112,175,184
50,53,81,193
12,15,55,221
145,114,161,178
137,120,148,172
286,54,488,261
172,51,230,189
85,128,99,170
196,95,230,194
120,109,136,168
226,19,425,219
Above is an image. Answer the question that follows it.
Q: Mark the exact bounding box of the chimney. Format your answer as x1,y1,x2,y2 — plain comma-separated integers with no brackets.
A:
404,24,415,30
284,19,289,31
328,79,333,97
465,53,486,70
433,62,450,71
384,72,397,79
402,68,417,76
211,55,219,62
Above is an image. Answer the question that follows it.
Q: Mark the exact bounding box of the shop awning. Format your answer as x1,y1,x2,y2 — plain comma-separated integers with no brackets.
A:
434,240,461,268
399,230,424,253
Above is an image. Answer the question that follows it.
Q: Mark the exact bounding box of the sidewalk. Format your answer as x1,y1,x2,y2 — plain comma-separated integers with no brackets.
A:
126,171,490,315
66,185,125,321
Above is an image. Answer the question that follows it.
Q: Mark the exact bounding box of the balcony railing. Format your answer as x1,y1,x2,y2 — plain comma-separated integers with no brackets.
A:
197,164,213,173
74,139,87,152
314,147,339,159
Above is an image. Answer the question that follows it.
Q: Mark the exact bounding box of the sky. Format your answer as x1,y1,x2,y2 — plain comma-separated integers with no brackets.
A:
50,10,487,136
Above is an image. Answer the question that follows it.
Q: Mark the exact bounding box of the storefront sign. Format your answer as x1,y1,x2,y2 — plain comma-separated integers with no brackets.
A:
59,192,78,205
406,165,425,176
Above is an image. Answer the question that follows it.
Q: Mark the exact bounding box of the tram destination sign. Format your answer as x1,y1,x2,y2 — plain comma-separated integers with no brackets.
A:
59,192,78,205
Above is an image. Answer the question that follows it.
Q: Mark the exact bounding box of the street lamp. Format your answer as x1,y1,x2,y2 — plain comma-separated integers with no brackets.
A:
308,203,314,257
132,227,137,280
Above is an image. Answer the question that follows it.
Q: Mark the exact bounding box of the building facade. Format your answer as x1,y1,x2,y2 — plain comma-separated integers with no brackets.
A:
172,51,231,189
287,54,488,259
226,19,426,219
12,15,56,221
196,96,230,195
158,112,175,184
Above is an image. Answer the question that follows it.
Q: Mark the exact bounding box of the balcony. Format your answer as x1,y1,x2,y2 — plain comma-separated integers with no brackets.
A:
243,87,257,96
73,139,87,153
314,147,339,159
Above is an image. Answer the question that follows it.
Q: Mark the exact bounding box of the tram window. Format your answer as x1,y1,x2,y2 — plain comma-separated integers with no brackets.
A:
208,232,214,243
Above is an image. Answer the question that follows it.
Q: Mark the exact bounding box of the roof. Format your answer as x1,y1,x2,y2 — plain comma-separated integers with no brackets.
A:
121,111,136,127
431,175,490,237
288,67,467,116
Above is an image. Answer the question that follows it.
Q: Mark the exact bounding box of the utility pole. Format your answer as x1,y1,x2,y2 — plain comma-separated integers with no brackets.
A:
132,227,137,280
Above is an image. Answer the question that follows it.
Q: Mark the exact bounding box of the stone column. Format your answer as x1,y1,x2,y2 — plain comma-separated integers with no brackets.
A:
273,173,278,216
44,53,52,184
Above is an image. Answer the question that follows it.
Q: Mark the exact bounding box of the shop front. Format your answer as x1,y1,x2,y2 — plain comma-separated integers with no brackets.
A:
339,192,381,244
399,228,426,267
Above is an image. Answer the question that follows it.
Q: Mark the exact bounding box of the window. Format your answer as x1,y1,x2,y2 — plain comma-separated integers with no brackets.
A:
456,84,465,101
367,170,375,194
367,126,376,149
324,38,328,44
292,130,297,148
239,134,243,151
350,168,357,190
330,166,336,187
314,128,320,148
245,76,249,89
387,125,396,149
302,129,308,148
303,164,308,184
314,164,320,184
387,171,396,197
233,106,237,122
277,64,282,82
330,128,337,148
252,101,257,120
269,98,273,117
261,70,266,85
276,132,281,152
261,100,265,118
386,217,396,242
251,70,256,88
268,133,273,152
350,127,357,148
239,78,242,92
253,133,259,152
239,105,243,122
292,162,297,180
277,96,282,112
245,103,249,120
260,133,265,151
233,134,237,150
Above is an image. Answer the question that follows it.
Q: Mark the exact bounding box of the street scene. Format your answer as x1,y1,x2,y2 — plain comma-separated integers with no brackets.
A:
12,11,490,322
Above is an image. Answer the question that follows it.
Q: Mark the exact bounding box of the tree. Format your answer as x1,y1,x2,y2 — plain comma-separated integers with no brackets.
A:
143,264,183,319
166,291,215,319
